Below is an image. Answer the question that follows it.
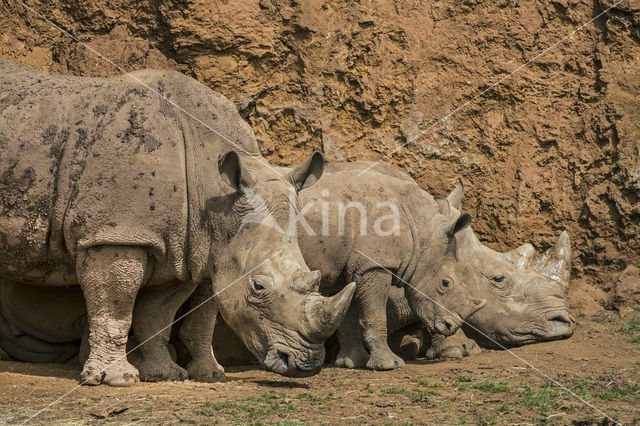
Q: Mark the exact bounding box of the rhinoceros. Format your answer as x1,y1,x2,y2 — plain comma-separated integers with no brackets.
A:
0,60,355,386
180,160,488,371
343,178,575,361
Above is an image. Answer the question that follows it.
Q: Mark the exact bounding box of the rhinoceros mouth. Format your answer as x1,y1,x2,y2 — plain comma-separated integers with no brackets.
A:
508,312,575,344
542,313,575,338
263,344,324,377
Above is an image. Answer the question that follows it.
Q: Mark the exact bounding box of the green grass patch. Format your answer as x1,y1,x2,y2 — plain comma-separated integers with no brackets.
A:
196,391,300,422
474,415,497,425
595,384,640,401
622,318,640,343
378,386,435,403
455,377,510,393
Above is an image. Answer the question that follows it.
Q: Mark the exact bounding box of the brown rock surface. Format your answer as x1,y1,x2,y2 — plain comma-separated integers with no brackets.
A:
1,0,639,311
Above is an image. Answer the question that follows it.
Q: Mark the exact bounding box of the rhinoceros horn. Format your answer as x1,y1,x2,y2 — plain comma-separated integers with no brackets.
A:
305,282,356,341
503,242,539,269
503,232,571,289
536,231,571,288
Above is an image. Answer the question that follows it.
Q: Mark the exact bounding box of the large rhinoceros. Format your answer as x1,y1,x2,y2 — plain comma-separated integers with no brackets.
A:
180,160,489,371
0,60,355,386
343,178,575,361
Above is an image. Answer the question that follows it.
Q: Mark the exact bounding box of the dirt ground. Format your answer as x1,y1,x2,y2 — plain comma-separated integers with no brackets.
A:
1,318,638,425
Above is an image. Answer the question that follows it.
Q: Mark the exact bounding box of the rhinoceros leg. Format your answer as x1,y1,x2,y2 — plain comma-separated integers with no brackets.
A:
130,280,198,382
388,324,429,361
356,270,405,370
335,304,369,368
426,329,482,359
76,245,147,386
178,281,226,380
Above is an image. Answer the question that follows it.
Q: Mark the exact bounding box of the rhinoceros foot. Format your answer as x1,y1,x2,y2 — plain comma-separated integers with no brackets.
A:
187,358,226,382
82,357,139,386
134,357,188,382
427,331,481,360
366,349,406,370
395,333,422,360
335,343,369,369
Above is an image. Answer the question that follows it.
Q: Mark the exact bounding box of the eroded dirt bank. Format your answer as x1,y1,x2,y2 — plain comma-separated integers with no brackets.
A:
1,0,639,300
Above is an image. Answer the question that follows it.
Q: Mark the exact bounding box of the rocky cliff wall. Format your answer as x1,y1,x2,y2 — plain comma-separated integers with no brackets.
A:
1,0,639,310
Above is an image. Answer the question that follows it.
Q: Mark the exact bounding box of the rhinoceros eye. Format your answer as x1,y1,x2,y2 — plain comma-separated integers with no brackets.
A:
437,277,453,294
492,276,505,283
252,279,265,291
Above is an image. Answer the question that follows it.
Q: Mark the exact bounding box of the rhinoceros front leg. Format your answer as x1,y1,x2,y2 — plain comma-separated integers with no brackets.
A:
356,270,405,370
426,328,482,359
76,246,147,386
335,304,369,368
130,280,198,382
178,280,225,380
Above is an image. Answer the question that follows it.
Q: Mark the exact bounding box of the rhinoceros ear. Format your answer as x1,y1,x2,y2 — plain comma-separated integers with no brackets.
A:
436,197,472,237
287,151,326,191
446,178,465,210
448,211,472,237
218,151,243,191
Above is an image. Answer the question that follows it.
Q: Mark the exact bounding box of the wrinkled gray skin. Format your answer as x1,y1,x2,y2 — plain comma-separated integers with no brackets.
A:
358,179,575,360
0,60,354,385
211,161,488,371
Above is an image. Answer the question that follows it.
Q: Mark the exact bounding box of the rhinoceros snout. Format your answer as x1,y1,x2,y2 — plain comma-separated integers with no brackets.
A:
544,312,575,338
263,345,324,377
434,317,460,336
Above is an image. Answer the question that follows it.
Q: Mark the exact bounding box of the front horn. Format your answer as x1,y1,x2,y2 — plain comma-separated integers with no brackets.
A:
304,282,356,341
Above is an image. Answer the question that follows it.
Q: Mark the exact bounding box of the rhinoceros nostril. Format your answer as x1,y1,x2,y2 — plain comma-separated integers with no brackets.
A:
547,314,571,325
444,319,455,331
277,351,289,370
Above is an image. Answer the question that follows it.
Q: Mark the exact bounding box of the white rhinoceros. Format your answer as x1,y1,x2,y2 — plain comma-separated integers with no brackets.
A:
385,180,574,359
0,60,355,386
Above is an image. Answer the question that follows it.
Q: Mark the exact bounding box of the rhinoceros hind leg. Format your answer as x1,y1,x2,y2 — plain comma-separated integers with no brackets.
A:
426,329,482,359
335,304,369,368
179,281,226,380
77,246,147,386
130,281,198,382
355,271,405,370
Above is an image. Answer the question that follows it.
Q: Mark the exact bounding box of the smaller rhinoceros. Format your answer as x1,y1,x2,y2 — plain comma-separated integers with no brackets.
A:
179,160,488,371
356,180,575,361
0,60,354,385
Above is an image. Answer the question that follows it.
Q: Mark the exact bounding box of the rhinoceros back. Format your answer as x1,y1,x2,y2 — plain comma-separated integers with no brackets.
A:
0,60,260,286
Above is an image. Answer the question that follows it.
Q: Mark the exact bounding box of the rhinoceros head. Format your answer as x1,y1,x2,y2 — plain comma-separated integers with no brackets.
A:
212,151,355,377
405,198,487,337
447,180,574,347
